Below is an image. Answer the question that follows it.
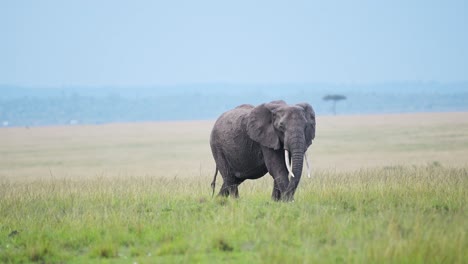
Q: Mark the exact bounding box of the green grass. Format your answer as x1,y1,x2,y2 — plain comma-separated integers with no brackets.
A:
1,165,466,263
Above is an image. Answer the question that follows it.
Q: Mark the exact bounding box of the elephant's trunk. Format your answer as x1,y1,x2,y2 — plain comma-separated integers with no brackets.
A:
286,150,311,178
291,150,304,181
283,135,305,201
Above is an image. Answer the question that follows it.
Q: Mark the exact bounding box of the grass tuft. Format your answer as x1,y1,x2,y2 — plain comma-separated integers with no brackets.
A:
216,239,234,252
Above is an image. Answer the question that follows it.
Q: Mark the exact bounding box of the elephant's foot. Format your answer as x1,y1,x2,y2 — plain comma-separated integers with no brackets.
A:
281,192,295,202
271,189,281,201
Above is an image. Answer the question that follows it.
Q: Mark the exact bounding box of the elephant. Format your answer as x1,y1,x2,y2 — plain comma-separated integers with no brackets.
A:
210,100,316,202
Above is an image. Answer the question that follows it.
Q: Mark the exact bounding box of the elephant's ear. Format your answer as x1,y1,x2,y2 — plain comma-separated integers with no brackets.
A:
297,103,316,147
247,101,285,150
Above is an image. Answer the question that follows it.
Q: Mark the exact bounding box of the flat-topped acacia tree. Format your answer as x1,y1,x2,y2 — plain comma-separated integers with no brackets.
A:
323,94,346,115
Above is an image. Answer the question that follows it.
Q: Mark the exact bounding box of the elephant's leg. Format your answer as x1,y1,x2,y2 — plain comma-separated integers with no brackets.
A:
213,149,240,198
218,182,230,197
271,180,281,201
261,147,289,200
218,182,239,198
228,184,239,198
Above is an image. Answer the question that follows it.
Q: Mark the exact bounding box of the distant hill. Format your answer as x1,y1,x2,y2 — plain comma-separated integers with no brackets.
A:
1,82,468,126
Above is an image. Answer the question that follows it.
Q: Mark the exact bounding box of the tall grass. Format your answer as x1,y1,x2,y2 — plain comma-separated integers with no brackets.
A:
1,165,466,263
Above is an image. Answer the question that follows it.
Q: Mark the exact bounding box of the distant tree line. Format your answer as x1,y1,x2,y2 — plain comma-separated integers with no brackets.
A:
2,83,468,126
0,94,262,126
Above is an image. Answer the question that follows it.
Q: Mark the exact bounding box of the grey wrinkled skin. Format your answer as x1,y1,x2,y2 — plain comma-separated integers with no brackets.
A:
210,100,316,202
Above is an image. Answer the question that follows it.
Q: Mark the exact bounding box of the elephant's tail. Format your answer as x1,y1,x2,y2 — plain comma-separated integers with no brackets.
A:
211,167,218,197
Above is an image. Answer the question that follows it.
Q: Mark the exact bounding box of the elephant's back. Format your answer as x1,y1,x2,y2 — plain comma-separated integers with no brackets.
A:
235,104,254,110
211,106,252,140
210,105,258,154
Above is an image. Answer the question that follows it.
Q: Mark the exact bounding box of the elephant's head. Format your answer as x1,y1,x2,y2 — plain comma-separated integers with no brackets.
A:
247,100,316,198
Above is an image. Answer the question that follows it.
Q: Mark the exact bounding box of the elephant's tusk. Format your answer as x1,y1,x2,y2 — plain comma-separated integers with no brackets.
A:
304,152,311,178
284,150,295,178
291,159,293,177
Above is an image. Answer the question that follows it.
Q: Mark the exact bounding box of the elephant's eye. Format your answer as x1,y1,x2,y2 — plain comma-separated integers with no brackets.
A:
278,121,285,130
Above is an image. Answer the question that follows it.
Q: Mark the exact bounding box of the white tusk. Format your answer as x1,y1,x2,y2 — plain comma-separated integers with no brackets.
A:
304,152,311,178
284,150,295,178
291,159,294,177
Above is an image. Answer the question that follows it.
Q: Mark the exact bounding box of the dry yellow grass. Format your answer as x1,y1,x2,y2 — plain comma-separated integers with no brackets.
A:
314,112,468,170
1,112,467,181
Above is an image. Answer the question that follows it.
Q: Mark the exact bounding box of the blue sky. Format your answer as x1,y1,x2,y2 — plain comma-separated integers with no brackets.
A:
1,0,467,86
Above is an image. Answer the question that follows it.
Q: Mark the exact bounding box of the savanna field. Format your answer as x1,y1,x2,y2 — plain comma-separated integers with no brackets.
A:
0,112,467,263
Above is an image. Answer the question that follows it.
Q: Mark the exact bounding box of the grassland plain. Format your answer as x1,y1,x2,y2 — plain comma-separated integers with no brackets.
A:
0,112,467,263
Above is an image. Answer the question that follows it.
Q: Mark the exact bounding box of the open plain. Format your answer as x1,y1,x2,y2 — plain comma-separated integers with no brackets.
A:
1,112,467,263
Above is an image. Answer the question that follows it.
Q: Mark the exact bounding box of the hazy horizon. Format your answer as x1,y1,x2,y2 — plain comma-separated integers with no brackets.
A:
2,0,467,87
2,82,468,126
